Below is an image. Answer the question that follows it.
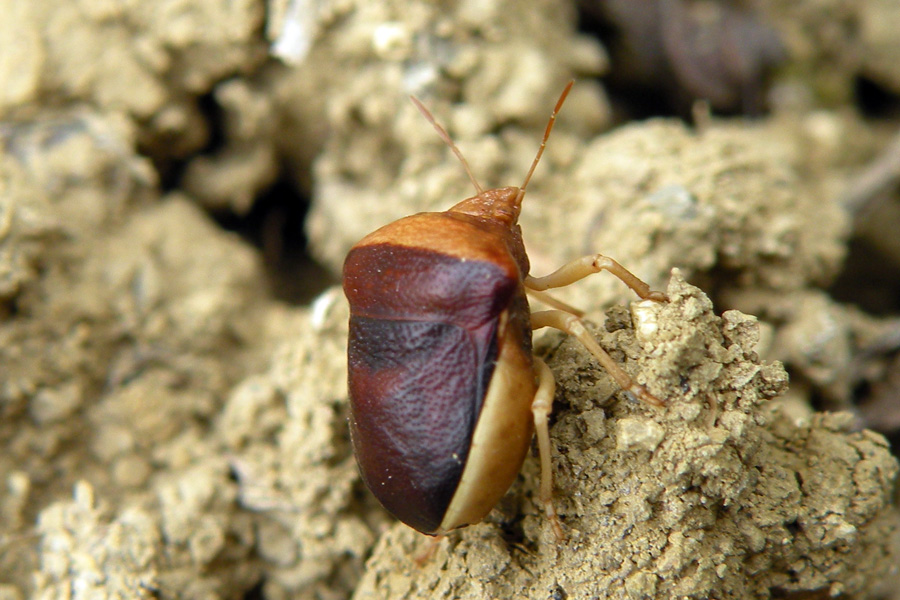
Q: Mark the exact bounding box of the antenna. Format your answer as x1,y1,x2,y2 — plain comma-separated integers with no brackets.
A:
410,96,485,196
519,80,574,195
411,80,575,200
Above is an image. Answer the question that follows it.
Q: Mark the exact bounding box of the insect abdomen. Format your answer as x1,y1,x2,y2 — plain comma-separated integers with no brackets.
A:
348,316,498,532
344,236,518,533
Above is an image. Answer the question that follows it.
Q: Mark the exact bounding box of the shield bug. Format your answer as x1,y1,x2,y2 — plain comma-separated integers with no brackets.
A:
342,82,667,539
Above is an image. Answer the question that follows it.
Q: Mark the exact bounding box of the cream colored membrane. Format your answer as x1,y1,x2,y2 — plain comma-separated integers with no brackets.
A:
530,309,665,407
437,310,536,533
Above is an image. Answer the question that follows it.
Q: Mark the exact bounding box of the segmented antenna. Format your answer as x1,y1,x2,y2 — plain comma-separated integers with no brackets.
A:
410,96,485,196
520,80,574,195
410,79,575,199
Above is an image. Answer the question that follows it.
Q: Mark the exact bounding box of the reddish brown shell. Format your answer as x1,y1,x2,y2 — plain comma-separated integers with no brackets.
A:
343,208,532,534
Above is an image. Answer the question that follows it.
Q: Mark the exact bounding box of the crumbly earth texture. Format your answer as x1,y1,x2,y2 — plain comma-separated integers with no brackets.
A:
352,273,899,600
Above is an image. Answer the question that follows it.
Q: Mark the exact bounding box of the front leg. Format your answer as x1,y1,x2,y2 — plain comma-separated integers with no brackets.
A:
525,253,667,303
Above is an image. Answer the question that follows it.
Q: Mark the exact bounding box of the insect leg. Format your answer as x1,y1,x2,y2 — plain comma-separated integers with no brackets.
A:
525,288,584,317
414,534,443,564
532,356,564,542
525,254,667,302
531,309,665,407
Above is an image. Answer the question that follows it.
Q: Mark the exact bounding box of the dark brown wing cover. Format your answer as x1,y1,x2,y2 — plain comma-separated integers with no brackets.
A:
344,242,518,533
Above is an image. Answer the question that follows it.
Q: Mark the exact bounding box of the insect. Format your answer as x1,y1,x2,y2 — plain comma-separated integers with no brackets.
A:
342,81,667,539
